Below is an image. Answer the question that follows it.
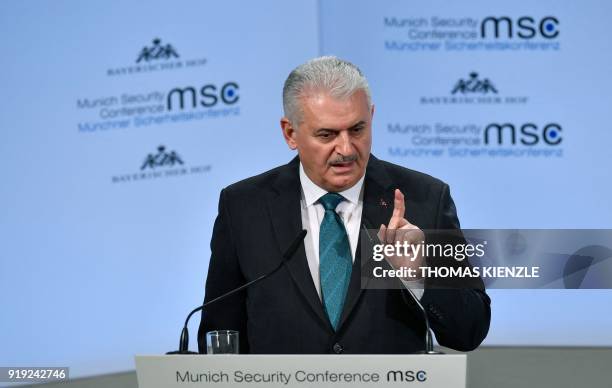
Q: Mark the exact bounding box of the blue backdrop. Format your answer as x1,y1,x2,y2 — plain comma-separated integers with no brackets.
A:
1,0,611,379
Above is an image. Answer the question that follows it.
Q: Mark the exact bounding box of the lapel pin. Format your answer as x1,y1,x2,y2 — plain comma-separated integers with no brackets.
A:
379,198,388,208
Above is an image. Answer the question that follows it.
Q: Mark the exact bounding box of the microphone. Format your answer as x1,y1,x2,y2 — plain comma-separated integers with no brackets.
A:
361,219,441,355
167,229,307,354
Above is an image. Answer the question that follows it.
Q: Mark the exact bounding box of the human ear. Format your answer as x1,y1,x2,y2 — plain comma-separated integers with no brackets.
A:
280,117,298,150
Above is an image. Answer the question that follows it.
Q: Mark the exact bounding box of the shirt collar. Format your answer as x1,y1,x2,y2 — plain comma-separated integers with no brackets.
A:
299,162,365,207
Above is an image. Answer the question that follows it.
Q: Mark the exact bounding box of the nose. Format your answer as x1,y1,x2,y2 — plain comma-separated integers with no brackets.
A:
335,131,353,156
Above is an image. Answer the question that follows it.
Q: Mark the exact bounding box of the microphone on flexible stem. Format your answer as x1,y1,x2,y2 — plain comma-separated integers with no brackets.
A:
167,229,307,354
361,219,442,355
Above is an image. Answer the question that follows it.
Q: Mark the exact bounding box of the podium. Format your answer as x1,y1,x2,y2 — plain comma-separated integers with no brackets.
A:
135,354,466,388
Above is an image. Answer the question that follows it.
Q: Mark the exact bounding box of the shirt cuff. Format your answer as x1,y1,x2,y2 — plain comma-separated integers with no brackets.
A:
399,278,425,300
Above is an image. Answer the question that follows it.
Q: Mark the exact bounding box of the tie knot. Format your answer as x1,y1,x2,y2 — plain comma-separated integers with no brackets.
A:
319,192,345,211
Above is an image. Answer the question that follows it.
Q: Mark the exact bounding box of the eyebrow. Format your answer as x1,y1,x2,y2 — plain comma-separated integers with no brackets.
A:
315,121,366,133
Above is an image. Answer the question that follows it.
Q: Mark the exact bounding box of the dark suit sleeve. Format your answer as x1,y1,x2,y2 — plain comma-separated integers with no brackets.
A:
197,188,250,354
419,184,491,351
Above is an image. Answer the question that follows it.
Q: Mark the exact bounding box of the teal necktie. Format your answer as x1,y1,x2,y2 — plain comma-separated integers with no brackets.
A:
319,193,353,330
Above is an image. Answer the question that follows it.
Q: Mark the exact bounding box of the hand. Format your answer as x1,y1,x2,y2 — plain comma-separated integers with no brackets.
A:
377,189,425,279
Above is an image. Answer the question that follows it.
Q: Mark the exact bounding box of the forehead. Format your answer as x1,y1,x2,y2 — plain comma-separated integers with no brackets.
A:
298,89,370,129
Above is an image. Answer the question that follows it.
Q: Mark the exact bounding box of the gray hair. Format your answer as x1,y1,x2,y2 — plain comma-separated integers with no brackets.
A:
282,56,372,125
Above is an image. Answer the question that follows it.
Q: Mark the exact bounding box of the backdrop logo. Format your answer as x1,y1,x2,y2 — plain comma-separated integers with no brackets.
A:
111,145,211,184
167,82,240,111
420,72,527,105
484,122,562,146
141,145,184,170
106,37,206,76
136,38,179,63
480,16,559,39
452,72,497,94
76,81,241,134
384,15,560,52
385,121,564,159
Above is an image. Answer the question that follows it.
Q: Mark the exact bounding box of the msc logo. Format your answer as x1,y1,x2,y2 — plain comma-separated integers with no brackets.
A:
452,72,498,95
141,145,184,170
386,370,427,383
481,16,559,39
167,82,239,110
484,123,562,146
136,38,180,63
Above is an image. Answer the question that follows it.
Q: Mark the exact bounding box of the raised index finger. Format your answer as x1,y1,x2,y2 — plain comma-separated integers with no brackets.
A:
388,189,405,229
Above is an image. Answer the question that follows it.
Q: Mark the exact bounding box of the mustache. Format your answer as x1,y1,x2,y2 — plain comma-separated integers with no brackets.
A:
329,154,358,165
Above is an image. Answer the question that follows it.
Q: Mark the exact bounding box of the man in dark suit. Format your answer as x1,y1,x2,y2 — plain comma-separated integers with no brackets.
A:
198,56,490,354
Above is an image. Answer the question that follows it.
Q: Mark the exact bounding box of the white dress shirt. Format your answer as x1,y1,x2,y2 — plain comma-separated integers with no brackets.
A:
298,163,423,300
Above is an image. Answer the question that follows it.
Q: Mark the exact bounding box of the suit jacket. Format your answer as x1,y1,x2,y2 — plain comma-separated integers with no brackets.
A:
197,155,490,354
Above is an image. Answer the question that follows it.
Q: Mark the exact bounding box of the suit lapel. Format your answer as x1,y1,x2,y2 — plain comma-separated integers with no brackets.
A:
267,156,396,333
265,157,331,329
337,156,394,331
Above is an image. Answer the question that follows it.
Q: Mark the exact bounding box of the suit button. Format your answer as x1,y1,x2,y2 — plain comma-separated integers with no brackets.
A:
333,343,343,354
427,304,443,320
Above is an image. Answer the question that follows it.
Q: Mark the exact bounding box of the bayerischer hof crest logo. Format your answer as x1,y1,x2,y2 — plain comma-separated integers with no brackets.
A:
106,37,206,76
136,38,180,63
419,71,527,105
111,145,211,184
141,145,184,170
451,72,498,95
